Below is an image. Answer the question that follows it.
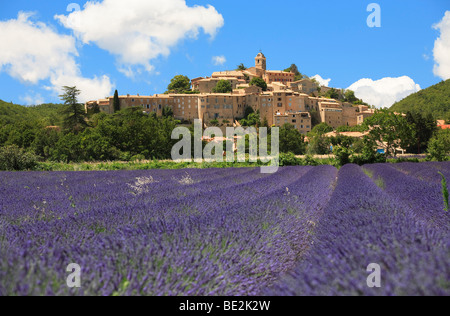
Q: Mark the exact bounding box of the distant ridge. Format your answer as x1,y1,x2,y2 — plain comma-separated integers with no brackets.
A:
390,79,450,121
0,99,64,125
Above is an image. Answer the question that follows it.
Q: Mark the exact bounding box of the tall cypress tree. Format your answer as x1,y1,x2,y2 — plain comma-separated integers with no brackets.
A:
113,90,120,112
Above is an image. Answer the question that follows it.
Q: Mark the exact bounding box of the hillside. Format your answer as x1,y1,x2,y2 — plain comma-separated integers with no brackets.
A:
390,79,450,121
0,100,65,126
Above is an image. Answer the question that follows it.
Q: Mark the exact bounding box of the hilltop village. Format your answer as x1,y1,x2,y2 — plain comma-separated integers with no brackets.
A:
86,52,375,134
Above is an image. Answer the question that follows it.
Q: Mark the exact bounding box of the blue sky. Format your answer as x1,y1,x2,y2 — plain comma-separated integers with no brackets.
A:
0,0,449,107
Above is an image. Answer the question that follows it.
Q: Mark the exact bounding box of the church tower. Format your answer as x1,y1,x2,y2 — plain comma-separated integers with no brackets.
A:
255,52,267,71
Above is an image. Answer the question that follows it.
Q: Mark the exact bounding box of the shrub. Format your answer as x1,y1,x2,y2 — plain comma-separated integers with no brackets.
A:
439,172,449,212
279,152,302,166
333,146,352,167
131,154,146,162
302,155,320,166
427,129,450,161
0,145,40,171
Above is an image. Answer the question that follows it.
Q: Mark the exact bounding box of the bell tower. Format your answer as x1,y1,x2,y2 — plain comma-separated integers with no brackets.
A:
255,51,267,71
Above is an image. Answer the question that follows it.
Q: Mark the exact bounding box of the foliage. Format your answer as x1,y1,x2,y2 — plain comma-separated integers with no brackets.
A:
60,86,88,134
243,106,254,119
390,79,450,121
212,80,233,93
236,63,247,71
279,124,306,155
113,90,120,113
310,122,333,136
240,112,261,127
0,100,64,126
427,129,450,161
279,152,302,166
343,90,358,103
324,88,340,100
284,64,303,81
364,110,414,157
162,106,174,118
210,119,220,126
167,75,191,94
438,172,449,212
307,135,331,155
333,146,352,167
351,138,387,165
0,145,40,171
405,111,437,154
249,77,268,91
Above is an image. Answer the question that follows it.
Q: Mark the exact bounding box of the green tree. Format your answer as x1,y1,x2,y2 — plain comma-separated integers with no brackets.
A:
279,124,306,154
0,145,40,171
405,111,437,154
113,90,120,113
427,129,450,161
344,90,358,103
250,77,268,91
284,64,303,81
325,88,340,100
60,86,88,134
364,110,414,157
236,63,247,71
310,122,333,136
240,111,261,127
307,135,331,155
243,106,255,119
212,80,233,93
167,75,191,94
210,119,220,126
162,106,174,118
91,103,101,115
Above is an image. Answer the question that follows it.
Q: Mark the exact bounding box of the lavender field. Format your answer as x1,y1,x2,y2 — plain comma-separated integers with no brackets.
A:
0,163,449,296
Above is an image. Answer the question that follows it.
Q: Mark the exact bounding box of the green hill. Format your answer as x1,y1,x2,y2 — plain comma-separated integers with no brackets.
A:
0,100,65,126
390,79,450,121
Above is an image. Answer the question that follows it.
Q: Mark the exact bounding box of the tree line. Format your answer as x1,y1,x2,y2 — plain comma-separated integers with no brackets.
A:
1,86,449,171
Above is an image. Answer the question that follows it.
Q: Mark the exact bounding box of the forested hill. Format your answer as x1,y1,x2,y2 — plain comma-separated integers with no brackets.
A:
0,100,65,126
390,79,450,121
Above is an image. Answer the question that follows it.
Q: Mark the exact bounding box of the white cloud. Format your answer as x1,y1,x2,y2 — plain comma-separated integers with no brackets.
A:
311,74,331,87
0,12,113,102
347,76,421,108
56,0,224,76
212,55,226,66
433,11,450,80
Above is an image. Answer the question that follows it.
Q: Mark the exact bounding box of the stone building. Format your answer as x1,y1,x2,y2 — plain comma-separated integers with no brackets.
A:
86,52,374,134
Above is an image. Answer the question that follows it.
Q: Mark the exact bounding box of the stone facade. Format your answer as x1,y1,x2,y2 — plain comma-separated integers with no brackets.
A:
86,52,374,133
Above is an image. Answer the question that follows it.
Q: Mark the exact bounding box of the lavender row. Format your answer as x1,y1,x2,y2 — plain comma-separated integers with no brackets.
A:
391,162,450,187
0,166,337,295
364,164,450,230
266,164,449,296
